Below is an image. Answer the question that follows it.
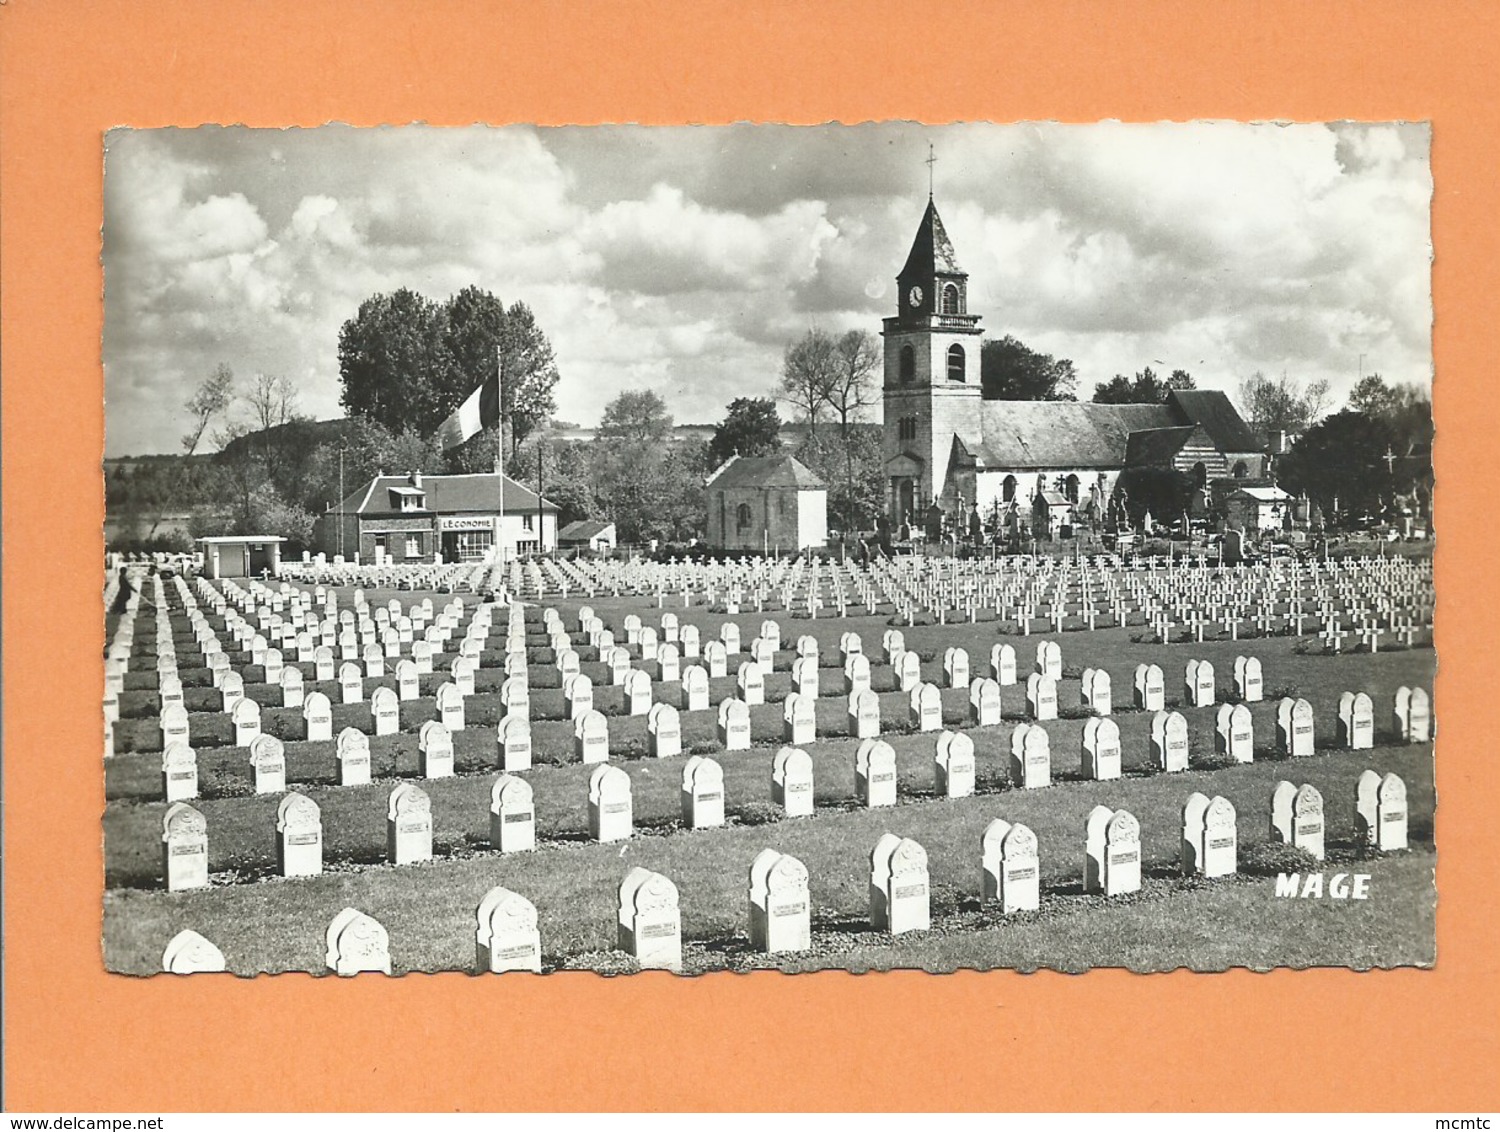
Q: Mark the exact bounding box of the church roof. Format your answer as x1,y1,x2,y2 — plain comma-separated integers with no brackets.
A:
1124,425,1199,467
706,454,825,490
972,402,1177,469
1167,389,1263,453
899,198,965,279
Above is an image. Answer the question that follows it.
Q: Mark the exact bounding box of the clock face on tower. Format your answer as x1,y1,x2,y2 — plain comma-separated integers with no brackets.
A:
908,285,924,308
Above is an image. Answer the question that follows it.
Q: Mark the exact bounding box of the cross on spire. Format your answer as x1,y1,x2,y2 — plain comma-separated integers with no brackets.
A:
926,143,936,199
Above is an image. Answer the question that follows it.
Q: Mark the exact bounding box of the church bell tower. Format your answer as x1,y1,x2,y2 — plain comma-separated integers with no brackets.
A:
881,192,983,525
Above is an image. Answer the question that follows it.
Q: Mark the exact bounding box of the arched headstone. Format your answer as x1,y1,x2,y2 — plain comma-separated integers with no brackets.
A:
386,783,433,865
772,746,814,817
869,834,929,934
855,738,897,808
617,867,681,971
418,719,455,778
982,819,1040,913
681,755,725,829
276,792,322,878
336,727,372,787
934,730,975,798
749,849,811,954
325,908,391,976
1082,717,1122,781
589,764,633,843
162,801,209,892
475,886,542,973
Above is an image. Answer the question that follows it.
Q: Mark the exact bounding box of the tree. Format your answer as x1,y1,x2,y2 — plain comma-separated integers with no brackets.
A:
591,390,679,543
980,335,1078,400
780,328,839,436
337,286,560,443
1092,366,1195,404
824,330,880,523
445,287,559,446
182,363,235,456
1276,410,1398,522
707,397,783,468
1236,370,1330,439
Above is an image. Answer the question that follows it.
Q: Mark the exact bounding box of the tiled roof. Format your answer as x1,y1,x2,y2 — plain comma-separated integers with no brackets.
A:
899,198,965,279
335,473,557,516
706,454,825,490
559,519,615,541
972,401,1177,469
1168,390,1263,453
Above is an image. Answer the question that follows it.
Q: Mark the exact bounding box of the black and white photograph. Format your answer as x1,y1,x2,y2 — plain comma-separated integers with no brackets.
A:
101,121,1436,976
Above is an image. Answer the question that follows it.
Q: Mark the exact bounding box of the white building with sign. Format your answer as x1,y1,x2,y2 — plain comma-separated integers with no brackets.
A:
318,472,559,563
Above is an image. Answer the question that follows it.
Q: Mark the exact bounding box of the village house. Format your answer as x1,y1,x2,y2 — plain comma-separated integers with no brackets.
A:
317,472,558,564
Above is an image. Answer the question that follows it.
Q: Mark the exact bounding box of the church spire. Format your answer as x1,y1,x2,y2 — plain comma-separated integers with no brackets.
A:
898,196,965,282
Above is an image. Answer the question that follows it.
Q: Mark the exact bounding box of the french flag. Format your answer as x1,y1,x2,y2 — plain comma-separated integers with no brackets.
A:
434,373,501,451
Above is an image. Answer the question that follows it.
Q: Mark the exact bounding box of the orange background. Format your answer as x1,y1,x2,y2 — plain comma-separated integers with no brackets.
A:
3,0,1496,1112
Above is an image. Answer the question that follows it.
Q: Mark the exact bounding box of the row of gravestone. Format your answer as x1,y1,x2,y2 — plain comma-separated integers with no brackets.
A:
152,681,1432,809
156,701,1416,894
160,770,1413,973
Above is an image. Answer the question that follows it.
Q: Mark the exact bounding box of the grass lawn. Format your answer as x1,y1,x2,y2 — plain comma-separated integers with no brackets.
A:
103,582,1437,976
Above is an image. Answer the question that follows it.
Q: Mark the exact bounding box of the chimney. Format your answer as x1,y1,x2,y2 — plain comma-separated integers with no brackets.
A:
411,471,422,489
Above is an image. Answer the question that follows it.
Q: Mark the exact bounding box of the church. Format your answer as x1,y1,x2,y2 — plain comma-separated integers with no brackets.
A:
881,196,1267,530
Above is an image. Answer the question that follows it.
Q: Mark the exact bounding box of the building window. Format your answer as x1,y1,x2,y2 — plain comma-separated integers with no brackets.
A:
941,283,960,315
1232,460,1249,478
1064,474,1080,504
899,345,915,384
778,495,788,517
405,534,423,559
898,416,918,442
1002,475,1017,503
522,513,534,531
947,344,966,383
736,503,752,531
399,493,425,512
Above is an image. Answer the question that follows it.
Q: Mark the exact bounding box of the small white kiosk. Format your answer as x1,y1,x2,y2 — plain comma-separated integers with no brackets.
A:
197,536,286,580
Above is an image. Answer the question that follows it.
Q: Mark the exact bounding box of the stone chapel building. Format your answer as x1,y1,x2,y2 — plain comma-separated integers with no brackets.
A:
881,196,1267,527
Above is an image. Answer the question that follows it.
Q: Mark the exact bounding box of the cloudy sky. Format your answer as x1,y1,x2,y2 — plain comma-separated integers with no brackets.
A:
102,121,1431,456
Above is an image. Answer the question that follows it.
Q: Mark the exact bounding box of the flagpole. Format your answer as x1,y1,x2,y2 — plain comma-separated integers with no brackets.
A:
494,344,505,575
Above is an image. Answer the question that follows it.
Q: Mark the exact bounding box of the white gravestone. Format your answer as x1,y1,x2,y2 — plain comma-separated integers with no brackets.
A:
276,792,323,878
162,929,225,974
1215,703,1254,763
1035,640,1062,681
681,666,710,712
162,801,209,892
370,685,401,736
1133,663,1165,712
219,672,245,715
1271,781,1326,860
934,730,975,798
869,834,930,934
563,674,594,721
1277,697,1315,758
617,867,682,971
386,783,433,865
325,908,391,976
418,719,455,779
338,662,364,705
1182,792,1237,878
772,746,814,817
982,819,1040,913
607,646,631,687
909,682,943,732
280,666,305,709
1338,691,1375,750
782,692,816,745
737,661,766,707
336,727,372,787
1152,710,1190,773
855,738,897,808
943,647,970,690
703,640,728,679
435,681,465,732
1026,673,1058,722
883,629,906,666
679,624,701,659
489,774,536,853
500,676,530,719
647,702,682,759
681,755,725,829
991,643,1017,686
717,697,751,751
1233,656,1264,703
495,722,531,773
160,703,191,748
248,733,286,794
574,709,610,764
1394,686,1432,744
1357,770,1409,851
396,659,420,702
657,643,681,683
1080,668,1112,716
1084,806,1141,896
1082,717,1122,781
1184,659,1216,708
161,742,199,802
721,622,741,655
844,653,873,696
475,887,542,974
589,764,633,843
749,849,811,955
848,688,882,739
791,656,819,699
622,669,652,716
969,677,1002,727
1010,722,1052,789
893,650,922,693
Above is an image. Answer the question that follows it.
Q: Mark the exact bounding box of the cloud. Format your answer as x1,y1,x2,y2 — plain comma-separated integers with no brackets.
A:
102,122,1431,455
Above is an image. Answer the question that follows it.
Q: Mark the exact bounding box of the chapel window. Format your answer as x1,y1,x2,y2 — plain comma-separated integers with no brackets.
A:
899,345,915,384
941,283,960,315
736,503,752,531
